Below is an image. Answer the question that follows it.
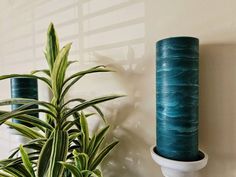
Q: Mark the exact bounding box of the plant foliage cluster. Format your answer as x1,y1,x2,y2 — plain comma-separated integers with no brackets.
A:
0,23,121,177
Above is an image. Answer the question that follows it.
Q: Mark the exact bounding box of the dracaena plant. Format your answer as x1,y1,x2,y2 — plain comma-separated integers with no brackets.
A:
0,23,121,177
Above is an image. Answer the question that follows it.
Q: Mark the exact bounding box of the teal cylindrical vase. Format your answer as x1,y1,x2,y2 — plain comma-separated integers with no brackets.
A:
156,37,199,161
11,78,38,126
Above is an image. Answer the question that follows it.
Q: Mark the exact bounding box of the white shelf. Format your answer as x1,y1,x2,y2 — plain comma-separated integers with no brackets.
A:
150,146,208,177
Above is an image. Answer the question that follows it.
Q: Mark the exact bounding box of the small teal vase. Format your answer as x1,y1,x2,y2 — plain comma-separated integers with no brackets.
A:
11,78,38,126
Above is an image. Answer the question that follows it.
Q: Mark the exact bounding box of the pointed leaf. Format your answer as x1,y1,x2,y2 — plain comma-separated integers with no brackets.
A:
45,23,59,71
81,170,102,177
60,162,82,177
62,98,105,122
3,164,32,177
0,98,56,111
67,60,78,68
5,121,44,139
0,74,51,88
0,152,39,169
0,109,53,130
47,128,69,177
19,145,35,177
31,69,50,77
63,95,123,120
60,76,82,101
93,169,103,177
87,135,96,156
0,108,56,125
0,172,12,177
78,153,89,170
80,112,89,152
9,140,43,158
63,66,110,86
37,137,53,177
89,141,119,170
88,126,109,164
51,43,71,99
13,115,53,131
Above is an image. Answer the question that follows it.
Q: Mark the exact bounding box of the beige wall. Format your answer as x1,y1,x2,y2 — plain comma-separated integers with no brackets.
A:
148,1,236,176
0,0,236,176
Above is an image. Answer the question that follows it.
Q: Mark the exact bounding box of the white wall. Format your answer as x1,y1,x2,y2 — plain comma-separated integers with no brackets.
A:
0,0,236,176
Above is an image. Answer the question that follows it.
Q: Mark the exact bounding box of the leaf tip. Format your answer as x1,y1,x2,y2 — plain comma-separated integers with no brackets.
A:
48,22,55,32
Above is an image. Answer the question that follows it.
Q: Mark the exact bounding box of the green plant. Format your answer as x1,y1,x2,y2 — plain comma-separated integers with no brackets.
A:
60,112,118,177
0,23,121,177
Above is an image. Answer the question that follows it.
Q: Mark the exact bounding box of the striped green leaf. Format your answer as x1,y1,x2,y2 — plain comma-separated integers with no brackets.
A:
1,152,39,170
47,128,69,177
93,169,103,177
60,75,83,102
77,153,89,170
67,60,78,69
0,108,56,125
9,140,43,158
31,69,50,77
0,74,51,88
51,43,71,99
59,162,82,177
3,164,32,177
19,145,35,177
0,109,53,131
0,98,56,110
5,121,44,139
88,126,109,164
62,98,105,122
63,66,110,86
37,137,53,177
0,172,12,177
80,112,89,152
81,170,102,177
89,141,119,170
13,115,53,131
60,66,111,101
69,132,82,144
87,135,96,156
63,95,123,120
63,112,96,131
45,23,59,72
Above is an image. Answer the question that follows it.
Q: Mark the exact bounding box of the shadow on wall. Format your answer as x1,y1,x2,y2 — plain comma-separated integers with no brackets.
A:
94,48,159,177
77,0,161,176
199,44,236,177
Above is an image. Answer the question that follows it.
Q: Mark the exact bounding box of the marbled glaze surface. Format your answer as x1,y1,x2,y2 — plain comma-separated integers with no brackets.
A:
11,78,38,126
156,37,199,161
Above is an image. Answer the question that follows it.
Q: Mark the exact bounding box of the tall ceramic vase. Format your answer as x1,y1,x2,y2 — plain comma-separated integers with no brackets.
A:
151,36,208,177
156,37,199,161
